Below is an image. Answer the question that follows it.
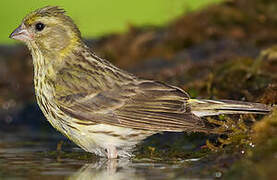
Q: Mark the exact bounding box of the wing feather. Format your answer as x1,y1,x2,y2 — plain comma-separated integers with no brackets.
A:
54,66,205,131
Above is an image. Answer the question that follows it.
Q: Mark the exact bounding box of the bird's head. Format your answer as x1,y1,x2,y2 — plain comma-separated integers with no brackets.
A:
9,6,82,57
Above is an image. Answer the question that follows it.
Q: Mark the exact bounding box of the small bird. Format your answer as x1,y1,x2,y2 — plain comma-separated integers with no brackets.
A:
9,6,271,159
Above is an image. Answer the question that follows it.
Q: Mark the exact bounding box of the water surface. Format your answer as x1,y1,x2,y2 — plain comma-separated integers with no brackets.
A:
0,129,221,180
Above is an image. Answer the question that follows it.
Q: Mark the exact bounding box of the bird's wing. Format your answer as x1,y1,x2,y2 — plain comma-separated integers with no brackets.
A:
54,77,205,132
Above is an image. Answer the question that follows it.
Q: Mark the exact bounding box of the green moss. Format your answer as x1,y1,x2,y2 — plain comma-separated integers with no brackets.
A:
223,109,277,179
134,133,211,161
39,150,98,161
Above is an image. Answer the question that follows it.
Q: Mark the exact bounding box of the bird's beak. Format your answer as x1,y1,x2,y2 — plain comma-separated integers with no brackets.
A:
9,24,32,42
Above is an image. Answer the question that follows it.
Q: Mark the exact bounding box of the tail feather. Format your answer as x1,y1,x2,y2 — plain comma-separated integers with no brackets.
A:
188,99,272,117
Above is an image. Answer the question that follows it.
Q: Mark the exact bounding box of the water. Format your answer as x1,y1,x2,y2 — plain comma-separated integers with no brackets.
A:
0,129,218,180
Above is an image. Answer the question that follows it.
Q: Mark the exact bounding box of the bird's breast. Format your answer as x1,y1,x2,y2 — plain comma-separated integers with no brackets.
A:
34,72,65,130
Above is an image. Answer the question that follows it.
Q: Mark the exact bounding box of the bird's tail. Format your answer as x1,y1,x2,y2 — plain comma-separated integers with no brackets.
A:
188,99,272,117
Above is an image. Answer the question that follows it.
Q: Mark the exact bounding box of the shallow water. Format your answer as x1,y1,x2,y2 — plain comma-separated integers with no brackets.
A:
0,129,222,180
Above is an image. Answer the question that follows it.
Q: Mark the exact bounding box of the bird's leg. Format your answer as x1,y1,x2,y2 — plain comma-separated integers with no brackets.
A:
106,145,118,159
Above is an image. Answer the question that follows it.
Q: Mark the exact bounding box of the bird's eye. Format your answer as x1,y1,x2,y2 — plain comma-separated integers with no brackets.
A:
35,23,45,31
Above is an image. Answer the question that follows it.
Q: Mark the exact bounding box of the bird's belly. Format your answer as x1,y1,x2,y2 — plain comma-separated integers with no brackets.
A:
67,123,155,157
38,99,154,157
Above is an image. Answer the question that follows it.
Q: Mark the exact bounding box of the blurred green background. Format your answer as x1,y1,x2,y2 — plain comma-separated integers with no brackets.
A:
1,0,221,44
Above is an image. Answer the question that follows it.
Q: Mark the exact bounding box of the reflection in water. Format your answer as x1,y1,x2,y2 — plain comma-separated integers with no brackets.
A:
68,158,189,180
69,159,144,180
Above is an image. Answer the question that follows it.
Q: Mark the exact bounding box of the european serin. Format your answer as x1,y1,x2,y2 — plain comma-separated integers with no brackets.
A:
9,6,271,159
